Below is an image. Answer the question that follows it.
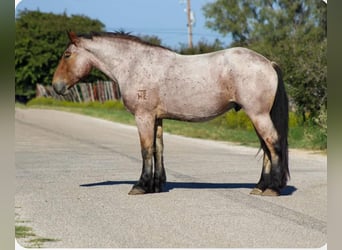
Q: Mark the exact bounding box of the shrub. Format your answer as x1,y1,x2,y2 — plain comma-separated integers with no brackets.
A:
313,107,327,149
224,110,254,131
289,112,301,127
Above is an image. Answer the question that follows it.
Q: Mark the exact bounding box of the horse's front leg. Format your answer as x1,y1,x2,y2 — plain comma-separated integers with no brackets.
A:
153,119,166,193
128,114,155,195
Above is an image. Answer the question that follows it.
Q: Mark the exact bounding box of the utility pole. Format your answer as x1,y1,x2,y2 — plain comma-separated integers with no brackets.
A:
186,0,193,49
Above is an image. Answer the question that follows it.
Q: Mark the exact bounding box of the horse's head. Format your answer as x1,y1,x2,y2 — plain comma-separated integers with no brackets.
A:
52,31,93,95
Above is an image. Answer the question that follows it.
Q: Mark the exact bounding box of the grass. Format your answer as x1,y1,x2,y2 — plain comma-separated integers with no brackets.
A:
29,237,59,248
15,225,36,238
21,97,326,150
15,209,59,248
15,224,59,248
164,119,260,147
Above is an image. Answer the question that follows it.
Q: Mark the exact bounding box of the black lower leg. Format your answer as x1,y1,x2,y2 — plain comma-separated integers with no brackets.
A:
153,119,166,193
255,152,272,191
129,148,154,195
256,172,271,191
267,166,282,193
135,169,153,193
154,164,166,192
268,141,287,193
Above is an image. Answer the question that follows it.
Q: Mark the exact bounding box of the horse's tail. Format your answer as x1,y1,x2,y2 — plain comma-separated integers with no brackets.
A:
270,62,290,186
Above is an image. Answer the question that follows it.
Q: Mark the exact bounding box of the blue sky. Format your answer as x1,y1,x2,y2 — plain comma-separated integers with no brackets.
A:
16,0,230,49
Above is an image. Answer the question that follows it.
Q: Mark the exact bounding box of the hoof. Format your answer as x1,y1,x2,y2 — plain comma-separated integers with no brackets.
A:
261,188,280,197
250,188,263,195
128,185,147,195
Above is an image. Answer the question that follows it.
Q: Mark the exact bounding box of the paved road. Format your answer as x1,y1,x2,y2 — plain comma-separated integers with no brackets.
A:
15,108,327,248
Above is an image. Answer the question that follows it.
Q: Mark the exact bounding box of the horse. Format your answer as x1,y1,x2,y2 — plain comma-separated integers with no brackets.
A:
52,31,289,196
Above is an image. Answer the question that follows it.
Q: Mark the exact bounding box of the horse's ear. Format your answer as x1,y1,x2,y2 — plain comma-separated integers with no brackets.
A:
67,31,79,45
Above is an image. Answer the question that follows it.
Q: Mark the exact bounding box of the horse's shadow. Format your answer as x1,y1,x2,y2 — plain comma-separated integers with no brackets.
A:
80,180,297,196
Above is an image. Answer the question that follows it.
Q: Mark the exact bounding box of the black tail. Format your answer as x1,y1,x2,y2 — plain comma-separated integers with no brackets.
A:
270,62,290,186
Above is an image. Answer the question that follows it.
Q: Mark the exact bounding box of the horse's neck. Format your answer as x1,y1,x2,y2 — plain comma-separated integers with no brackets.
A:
84,39,127,81
86,39,162,84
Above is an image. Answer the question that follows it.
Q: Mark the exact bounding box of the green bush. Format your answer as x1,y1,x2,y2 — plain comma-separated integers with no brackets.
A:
289,112,301,127
27,97,58,106
224,111,254,131
212,109,303,132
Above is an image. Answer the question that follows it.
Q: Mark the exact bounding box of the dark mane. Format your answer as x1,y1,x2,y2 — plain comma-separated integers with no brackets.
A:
78,31,172,51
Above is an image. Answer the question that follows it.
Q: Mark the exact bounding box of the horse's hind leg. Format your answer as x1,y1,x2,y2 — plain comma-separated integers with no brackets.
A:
250,152,272,195
153,119,166,193
249,114,283,196
249,130,273,195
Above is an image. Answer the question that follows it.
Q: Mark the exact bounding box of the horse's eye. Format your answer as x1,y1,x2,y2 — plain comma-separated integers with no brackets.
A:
64,51,72,59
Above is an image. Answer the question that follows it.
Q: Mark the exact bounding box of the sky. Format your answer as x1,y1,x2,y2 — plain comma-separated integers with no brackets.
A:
15,0,230,49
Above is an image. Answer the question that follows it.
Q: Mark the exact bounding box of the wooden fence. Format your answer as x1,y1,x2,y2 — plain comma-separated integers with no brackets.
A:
36,81,120,102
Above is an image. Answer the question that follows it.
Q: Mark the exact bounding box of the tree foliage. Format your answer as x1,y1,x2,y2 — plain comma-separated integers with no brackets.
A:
178,39,224,55
15,10,106,102
139,34,163,46
203,0,327,120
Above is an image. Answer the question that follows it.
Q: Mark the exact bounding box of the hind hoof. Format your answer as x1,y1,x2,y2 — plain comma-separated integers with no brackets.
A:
250,188,263,195
262,188,280,196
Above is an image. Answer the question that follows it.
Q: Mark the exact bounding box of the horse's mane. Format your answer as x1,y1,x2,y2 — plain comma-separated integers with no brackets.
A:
79,31,172,51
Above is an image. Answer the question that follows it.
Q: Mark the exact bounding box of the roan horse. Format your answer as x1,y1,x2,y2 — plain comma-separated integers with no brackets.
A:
52,31,289,196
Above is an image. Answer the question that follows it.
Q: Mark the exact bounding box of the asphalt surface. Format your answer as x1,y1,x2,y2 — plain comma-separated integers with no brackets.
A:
15,108,327,248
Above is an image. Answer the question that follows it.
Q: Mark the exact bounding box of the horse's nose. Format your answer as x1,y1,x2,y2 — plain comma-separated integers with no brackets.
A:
53,82,66,95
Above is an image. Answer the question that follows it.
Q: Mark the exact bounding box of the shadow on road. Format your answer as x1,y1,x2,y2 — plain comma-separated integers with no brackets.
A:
80,181,297,196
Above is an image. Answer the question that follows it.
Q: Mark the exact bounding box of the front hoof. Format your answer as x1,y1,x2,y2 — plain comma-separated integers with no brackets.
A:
128,185,147,195
261,188,280,196
250,188,263,195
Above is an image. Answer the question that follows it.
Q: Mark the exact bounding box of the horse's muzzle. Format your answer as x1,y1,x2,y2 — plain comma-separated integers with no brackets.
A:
52,82,67,95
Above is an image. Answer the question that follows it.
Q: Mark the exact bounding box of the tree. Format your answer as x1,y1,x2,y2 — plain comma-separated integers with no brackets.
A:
139,34,163,46
15,10,106,102
203,0,327,120
178,38,224,55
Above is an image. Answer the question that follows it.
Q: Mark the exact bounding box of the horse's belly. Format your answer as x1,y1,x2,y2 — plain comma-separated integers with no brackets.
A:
161,92,234,122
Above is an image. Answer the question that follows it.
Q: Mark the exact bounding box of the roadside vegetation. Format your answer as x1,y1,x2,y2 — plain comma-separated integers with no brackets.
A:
23,97,326,150
16,225,58,248
15,210,59,248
